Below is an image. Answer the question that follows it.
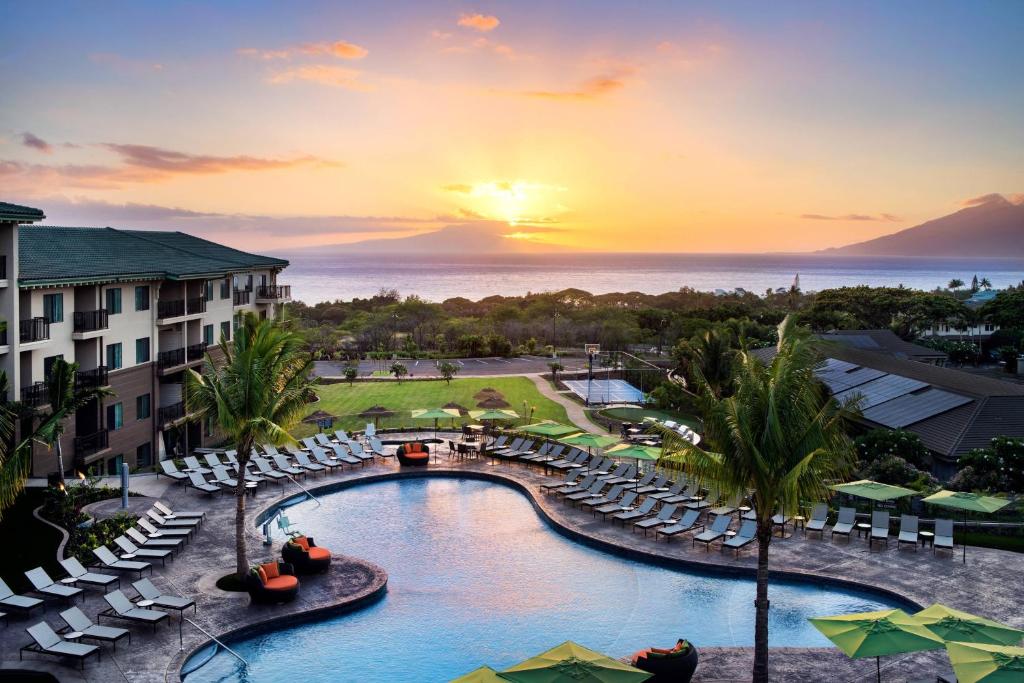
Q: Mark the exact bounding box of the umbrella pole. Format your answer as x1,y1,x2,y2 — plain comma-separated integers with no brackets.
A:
963,509,967,564
876,655,880,683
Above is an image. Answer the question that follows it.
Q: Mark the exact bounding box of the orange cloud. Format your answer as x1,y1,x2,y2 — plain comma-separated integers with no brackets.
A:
239,40,368,61
800,213,902,222
268,65,369,90
457,13,500,32
442,183,473,193
522,72,632,100
960,193,1011,208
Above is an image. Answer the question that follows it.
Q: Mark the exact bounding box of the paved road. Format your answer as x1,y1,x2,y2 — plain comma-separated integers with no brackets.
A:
314,355,592,378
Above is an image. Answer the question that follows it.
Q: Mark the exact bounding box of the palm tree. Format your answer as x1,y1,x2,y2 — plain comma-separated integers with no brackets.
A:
0,371,33,519
35,359,114,485
185,313,317,577
674,327,738,399
948,278,965,292
655,317,854,683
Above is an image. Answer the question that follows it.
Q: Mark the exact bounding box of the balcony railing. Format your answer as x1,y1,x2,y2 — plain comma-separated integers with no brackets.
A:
157,347,186,370
0,255,6,279
233,290,251,306
74,429,109,459
157,299,185,319
0,328,7,346
73,309,109,333
19,317,50,343
187,342,208,361
158,401,185,424
20,382,49,407
75,366,109,389
186,296,207,315
256,285,291,300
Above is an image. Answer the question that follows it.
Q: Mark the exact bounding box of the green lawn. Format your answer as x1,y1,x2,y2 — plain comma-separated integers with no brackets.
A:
596,406,702,430
297,377,574,437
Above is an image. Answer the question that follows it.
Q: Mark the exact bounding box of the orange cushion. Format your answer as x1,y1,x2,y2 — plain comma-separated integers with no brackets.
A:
261,562,280,579
408,443,418,453
257,567,268,584
264,575,298,591
293,536,310,551
308,547,331,560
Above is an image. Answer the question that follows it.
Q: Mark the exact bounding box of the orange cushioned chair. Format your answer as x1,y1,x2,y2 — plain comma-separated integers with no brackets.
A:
282,535,332,574
245,561,299,604
396,442,430,466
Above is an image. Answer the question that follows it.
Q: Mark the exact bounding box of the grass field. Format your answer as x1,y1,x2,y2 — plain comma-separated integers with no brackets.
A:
297,377,574,437
597,406,702,430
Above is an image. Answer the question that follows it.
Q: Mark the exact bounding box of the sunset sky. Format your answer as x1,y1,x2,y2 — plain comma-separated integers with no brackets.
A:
2,1,1022,253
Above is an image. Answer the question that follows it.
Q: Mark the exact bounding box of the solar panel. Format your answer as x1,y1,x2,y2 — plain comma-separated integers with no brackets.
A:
862,389,973,428
833,375,929,409
818,367,888,393
817,358,858,374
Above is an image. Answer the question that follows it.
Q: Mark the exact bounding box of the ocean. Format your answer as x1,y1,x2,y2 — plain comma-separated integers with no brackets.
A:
283,253,1024,304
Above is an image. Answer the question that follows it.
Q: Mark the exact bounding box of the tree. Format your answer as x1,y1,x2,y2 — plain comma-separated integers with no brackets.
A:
948,278,965,292
343,365,358,386
185,313,317,577
980,277,992,290
673,327,738,399
655,317,854,683
390,361,408,382
971,275,980,293
0,372,38,519
35,359,114,484
548,361,564,383
438,361,459,385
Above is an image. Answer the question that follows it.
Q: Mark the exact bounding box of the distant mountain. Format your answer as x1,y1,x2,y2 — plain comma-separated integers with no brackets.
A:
823,194,1024,257
292,222,574,254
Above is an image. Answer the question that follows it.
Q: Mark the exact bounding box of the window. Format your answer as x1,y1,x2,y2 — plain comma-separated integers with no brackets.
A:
105,454,124,476
220,278,230,299
220,321,231,342
260,274,268,288
232,275,239,292
136,394,151,420
106,288,122,315
135,337,150,364
107,342,122,370
204,280,214,302
135,285,150,311
246,274,253,291
42,293,63,323
107,402,124,431
43,354,64,380
203,324,214,346
136,443,153,468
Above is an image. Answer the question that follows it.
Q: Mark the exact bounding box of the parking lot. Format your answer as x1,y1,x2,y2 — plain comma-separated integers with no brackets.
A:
314,355,591,378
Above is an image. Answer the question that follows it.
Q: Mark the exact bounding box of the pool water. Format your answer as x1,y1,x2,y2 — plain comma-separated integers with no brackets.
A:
184,478,903,682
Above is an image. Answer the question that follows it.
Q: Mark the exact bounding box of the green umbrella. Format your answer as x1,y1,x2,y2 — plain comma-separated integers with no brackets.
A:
469,409,520,421
921,490,1010,564
451,665,504,683
607,443,662,493
915,604,1024,646
809,609,946,682
560,433,620,450
498,641,652,683
520,421,582,437
831,480,917,502
946,642,1024,683
411,408,462,439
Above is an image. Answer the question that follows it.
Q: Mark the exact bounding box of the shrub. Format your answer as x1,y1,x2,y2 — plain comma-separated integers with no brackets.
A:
854,429,930,469
954,436,1024,493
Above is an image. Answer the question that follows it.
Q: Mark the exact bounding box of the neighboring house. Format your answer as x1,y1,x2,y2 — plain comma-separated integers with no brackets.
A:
922,320,999,340
0,201,291,477
817,329,948,366
752,344,1024,479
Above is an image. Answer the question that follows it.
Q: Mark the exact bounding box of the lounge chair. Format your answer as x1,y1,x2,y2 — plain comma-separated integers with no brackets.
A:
113,536,171,565
146,509,201,530
59,606,130,650
0,577,43,614
517,443,551,463
596,492,639,519
369,437,389,457
549,451,588,471
580,485,625,510
870,510,890,549
772,511,790,535
565,479,607,504
633,504,680,536
131,578,196,614
223,450,243,471
364,423,376,439
603,464,638,486
346,441,376,463
329,444,362,467
301,437,318,451
635,474,668,495
723,519,757,556
334,429,349,443
597,463,630,483
693,514,732,551
804,503,829,537
612,497,657,525
92,546,151,578
25,567,84,602
656,509,703,542
252,455,288,481
271,454,305,477
137,518,191,540
500,439,536,460
686,487,719,511
21,622,100,669
293,450,327,476
182,456,212,474
831,507,856,539
710,494,742,517
98,590,168,632
664,482,701,505
203,453,226,470
154,500,206,524
59,557,120,591
186,471,220,495
158,460,188,483
314,433,334,448
211,465,240,489
245,561,299,604
898,515,919,550
556,475,596,497
934,519,954,555
310,446,343,471
281,535,332,574
125,527,183,553
649,482,684,502
541,471,580,492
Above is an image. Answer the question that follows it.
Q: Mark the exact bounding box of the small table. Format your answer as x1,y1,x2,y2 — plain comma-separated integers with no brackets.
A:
739,506,751,512
136,600,155,608
121,554,136,559
655,487,669,492
245,482,259,497
793,515,806,532
64,631,84,641
919,530,935,548
725,530,737,537
856,522,871,538
59,578,77,585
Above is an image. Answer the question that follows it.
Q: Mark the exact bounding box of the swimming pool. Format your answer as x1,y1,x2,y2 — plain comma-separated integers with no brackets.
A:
184,477,905,682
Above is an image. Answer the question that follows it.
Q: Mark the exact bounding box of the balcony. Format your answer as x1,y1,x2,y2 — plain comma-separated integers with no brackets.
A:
157,347,186,370
20,382,49,408
19,317,50,344
0,328,8,353
0,255,7,285
158,401,186,425
75,366,109,390
74,429,109,460
187,342,208,361
157,299,185,320
233,290,251,307
186,296,207,315
72,309,109,339
255,285,291,303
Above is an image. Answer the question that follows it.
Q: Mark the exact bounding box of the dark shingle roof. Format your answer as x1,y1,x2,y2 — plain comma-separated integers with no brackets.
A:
0,201,45,223
18,225,287,286
818,329,947,362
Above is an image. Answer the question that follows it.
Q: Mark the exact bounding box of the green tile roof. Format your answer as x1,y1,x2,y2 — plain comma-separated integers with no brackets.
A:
0,201,45,223
18,225,288,287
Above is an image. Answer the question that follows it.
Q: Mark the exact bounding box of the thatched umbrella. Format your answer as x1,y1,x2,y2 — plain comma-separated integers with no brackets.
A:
359,405,395,428
473,387,504,401
302,409,338,424
476,395,510,409
443,402,469,416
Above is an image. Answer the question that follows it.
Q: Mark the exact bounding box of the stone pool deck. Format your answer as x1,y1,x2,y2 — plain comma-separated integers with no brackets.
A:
3,432,1021,682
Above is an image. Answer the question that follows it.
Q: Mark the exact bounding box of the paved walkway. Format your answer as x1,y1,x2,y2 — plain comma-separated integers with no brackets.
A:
527,374,608,433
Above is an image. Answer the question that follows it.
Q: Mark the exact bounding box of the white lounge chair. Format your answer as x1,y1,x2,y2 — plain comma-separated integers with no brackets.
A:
59,556,120,591
804,503,829,537
294,450,327,476
158,460,187,483
182,456,212,474
132,578,196,614
723,519,758,556
186,471,220,495
934,518,954,555
137,518,192,540
831,507,856,539
126,527,183,553
656,509,703,542
59,606,130,650
310,446,343,471
98,590,168,632
898,515,919,550
329,444,362,467
693,514,732,551
251,456,288,482
92,546,151,578
21,621,100,669
633,504,680,536
25,567,83,602
870,510,890,549
113,536,171,565
0,577,43,613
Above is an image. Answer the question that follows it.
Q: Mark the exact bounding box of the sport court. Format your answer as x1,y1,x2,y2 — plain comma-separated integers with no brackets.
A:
562,378,645,405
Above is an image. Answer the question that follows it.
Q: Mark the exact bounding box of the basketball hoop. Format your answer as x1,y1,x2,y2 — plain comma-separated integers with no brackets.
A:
584,343,600,356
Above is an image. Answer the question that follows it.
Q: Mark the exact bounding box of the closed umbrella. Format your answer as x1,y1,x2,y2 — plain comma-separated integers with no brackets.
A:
809,609,945,682
498,641,652,683
921,490,1010,564
914,604,1024,646
945,642,1024,683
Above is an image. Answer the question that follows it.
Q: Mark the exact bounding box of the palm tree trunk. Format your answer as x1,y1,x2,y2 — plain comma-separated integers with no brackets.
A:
752,524,772,683
55,438,66,485
234,440,253,578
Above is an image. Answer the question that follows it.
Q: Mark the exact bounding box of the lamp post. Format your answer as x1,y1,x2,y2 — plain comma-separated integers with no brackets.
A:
551,312,560,349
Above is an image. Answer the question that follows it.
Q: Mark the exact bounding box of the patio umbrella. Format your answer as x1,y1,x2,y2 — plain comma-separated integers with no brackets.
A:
411,408,461,439
498,641,652,683
302,409,338,424
560,433,620,450
606,443,662,493
520,421,581,438
914,604,1024,646
451,665,504,682
477,395,511,409
474,387,504,400
469,409,520,422
945,641,1024,683
921,490,1010,564
809,609,946,682
830,480,917,502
